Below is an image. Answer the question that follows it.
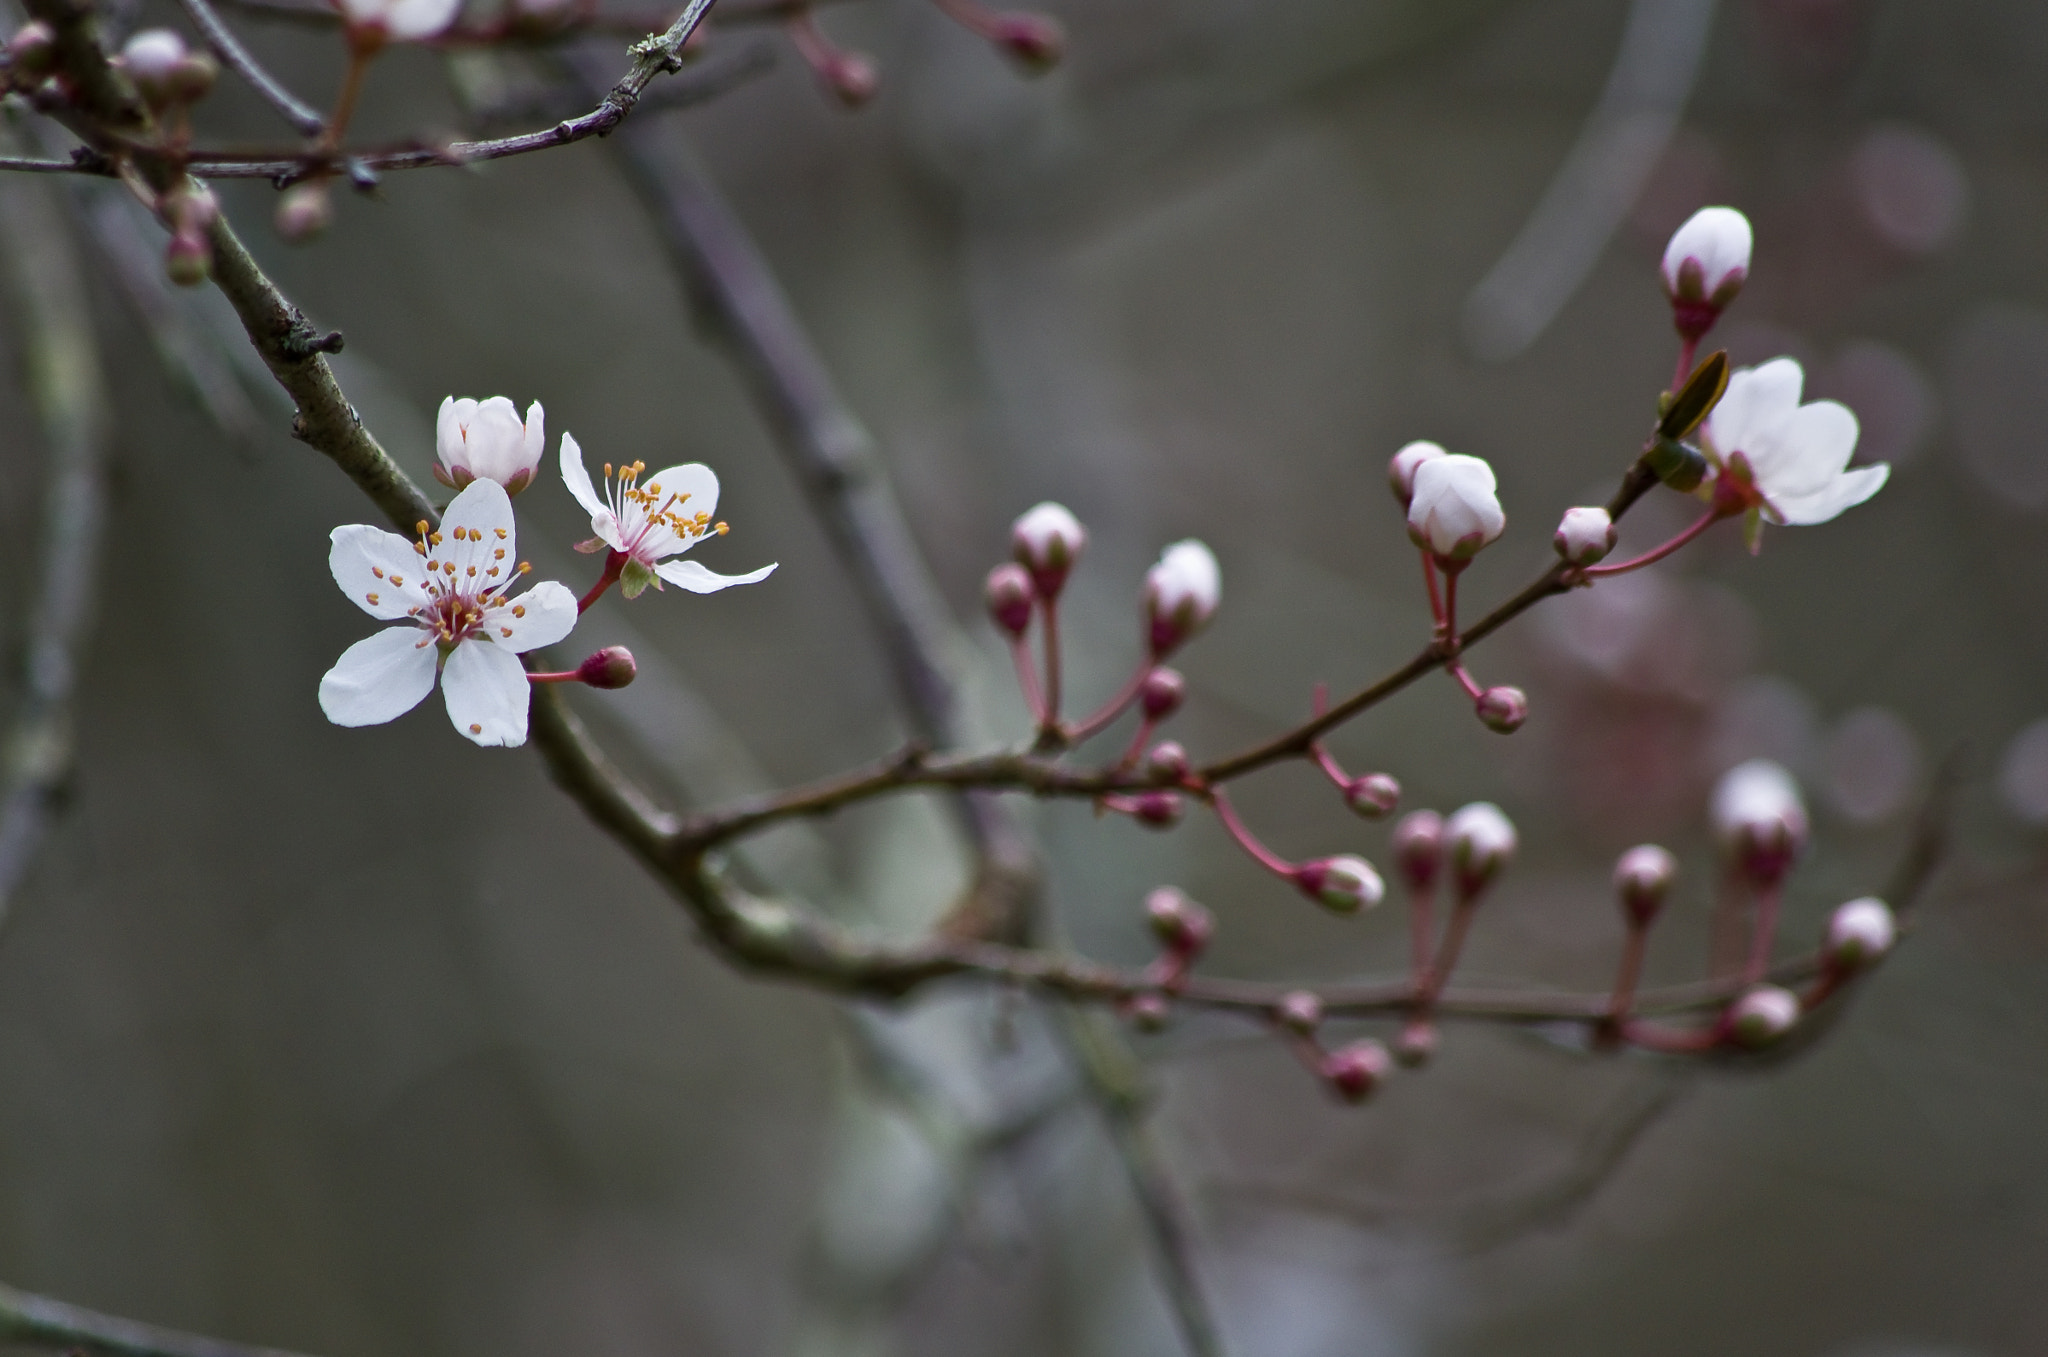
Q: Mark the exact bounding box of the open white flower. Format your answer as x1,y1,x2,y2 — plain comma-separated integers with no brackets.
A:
319,480,577,747
332,0,460,40
560,433,777,599
436,396,544,495
1702,358,1888,550
1407,453,1505,561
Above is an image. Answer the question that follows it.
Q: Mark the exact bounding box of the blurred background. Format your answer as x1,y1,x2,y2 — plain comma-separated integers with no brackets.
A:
0,0,2045,1353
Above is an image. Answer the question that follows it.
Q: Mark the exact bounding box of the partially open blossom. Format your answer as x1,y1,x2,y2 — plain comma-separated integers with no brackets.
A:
1711,759,1807,882
1323,1040,1393,1103
1613,844,1677,925
1661,207,1752,335
437,396,545,495
333,0,461,42
1391,810,1443,891
1824,897,1896,971
1726,984,1800,1048
984,562,1034,637
561,434,777,599
1554,505,1616,566
1011,501,1086,598
1702,358,1889,551
1145,539,1221,656
1139,667,1186,720
319,480,577,747
1407,453,1505,561
1445,802,1516,894
1344,772,1400,819
1475,685,1528,734
1388,439,1448,507
1295,855,1385,914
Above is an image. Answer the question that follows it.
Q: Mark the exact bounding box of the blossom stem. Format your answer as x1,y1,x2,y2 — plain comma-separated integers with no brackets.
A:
1446,663,1485,701
1744,880,1782,986
526,670,584,684
1407,879,1436,995
928,0,1006,39
1117,716,1157,769
1673,335,1698,393
1579,506,1725,578
321,36,377,153
1710,870,1749,982
1419,548,1444,629
1307,683,1349,788
1603,919,1650,1044
578,549,627,613
1621,1017,1719,1054
1009,634,1046,725
1039,596,1063,736
1069,659,1154,743
1208,788,1297,879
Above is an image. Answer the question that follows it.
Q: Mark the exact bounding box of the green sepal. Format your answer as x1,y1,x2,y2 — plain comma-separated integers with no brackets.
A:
620,558,659,599
1645,437,1709,492
1658,348,1729,441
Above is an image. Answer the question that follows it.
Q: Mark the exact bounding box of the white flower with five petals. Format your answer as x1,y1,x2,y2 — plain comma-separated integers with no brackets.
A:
435,396,544,495
1701,358,1888,550
560,434,777,598
319,480,578,747
332,0,460,40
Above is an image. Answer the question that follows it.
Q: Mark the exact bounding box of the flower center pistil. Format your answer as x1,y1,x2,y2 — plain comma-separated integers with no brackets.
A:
384,519,533,651
599,460,731,560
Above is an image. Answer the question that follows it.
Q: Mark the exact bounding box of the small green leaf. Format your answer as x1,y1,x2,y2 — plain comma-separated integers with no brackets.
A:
1645,437,1709,492
620,558,657,599
1658,349,1729,441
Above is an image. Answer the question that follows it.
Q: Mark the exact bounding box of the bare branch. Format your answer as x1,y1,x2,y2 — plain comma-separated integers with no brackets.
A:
0,1279,320,1357
177,0,327,136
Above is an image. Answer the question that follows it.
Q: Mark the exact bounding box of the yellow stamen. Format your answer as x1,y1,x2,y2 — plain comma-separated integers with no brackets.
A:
512,605,525,617
366,592,379,605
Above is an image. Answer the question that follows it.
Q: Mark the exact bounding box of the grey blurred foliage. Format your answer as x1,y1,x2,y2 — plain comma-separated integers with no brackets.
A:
0,0,2046,1354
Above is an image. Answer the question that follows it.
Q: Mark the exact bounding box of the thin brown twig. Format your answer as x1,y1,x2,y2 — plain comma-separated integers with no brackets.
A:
176,0,327,136
0,1280,318,1357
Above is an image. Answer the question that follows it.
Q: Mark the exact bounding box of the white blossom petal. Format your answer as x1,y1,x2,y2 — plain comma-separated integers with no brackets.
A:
634,463,722,560
330,524,431,619
439,478,515,587
653,558,778,594
558,431,609,524
383,0,460,39
521,401,545,480
1706,359,1803,466
483,580,580,652
319,626,437,727
1768,464,1890,526
460,397,528,484
436,396,475,476
442,641,531,746
1750,399,1859,497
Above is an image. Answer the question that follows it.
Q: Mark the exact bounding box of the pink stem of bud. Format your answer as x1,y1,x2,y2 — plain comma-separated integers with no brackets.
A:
1039,596,1063,737
1744,880,1782,987
1117,716,1157,769
1446,662,1485,702
1068,658,1154,743
577,549,627,614
1406,887,1481,1045
1673,335,1699,393
1619,1017,1720,1054
1208,788,1296,879
1407,879,1436,995
1602,919,1651,1046
1305,682,1350,789
1009,634,1046,726
1419,548,1445,631
1580,506,1726,578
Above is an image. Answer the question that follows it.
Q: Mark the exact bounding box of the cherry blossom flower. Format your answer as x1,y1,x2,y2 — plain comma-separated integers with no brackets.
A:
1445,801,1516,892
1406,454,1505,561
435,396,545,495
1824,897,1896,971
332,0,460,41
1145,540,1221,656
1710,758,1808,883
1388,440,1448,507
1554,505,1616,565
1011,501,1086,597
1661,207,1752,335
319,480,577,747
1726,984,1799,1047
1701,359,1889,551
560,434,777,600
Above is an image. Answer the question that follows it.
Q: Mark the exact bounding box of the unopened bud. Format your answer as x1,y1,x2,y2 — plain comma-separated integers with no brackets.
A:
1445,802,1516,895
119,28,188,99
576,645,637,689
1145,739,1189,782
1710,759,1807,885
1474,685,1528,734
1128,790,1183,829
821,51,878,107
1613,844,1677,926
165,51,218,103
1823,896,1896,972
1144,539,1221,657
1391,810,1443,892
991,11,1063,71
1388,439,1447,508
1274,990,1323,1034
1139,667,1186,720
1407,452,1506,562
1124,991,1170,1032
1725,984,1799,1048
164,230,210,286
1145,886,1212,955
6,22,57,81
1323,1040,1392,1103
1393,1024,1438,1068
1343,772,1400,819
1294,854,1385,915
984,562,1035,638
274,182,332,243
1554,505,1616,566
1011,501,1086,598
1661,206,1752,337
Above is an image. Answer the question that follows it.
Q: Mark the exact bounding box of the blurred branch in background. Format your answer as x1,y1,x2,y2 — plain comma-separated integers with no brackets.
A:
0,1281,319,1357
1462,0,1716,361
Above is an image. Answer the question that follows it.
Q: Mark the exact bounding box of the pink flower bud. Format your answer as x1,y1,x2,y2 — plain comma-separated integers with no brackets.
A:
1343,772,1400,819
1128,790,1184,829
1474,685,1528,734
1406,453,1505,561
1294,855,1385,914
1710,759,1807,885
274,182,332,243
1613,844,1677,926
1823,896,1895,972
984,562,1035,638
1011,501,1086,598
1274,990,1323,1034
1322,1040,1393,1103
1145,886,1212,954
991,11,1063,71
7,22,57,80
576,645,637,689
822,51,878,107
1139,667,1186,720
1393,1024,1438,1068
1554,505,1617,566
1445,802,1516,895
120,28,188,90
1388,440,1447,508
1145,740,1190,782
436,396,544,495
1145,540,1220,657
1725,984,1799,1048
1124,991,1170,1032
1391,810,1443,892
1661,206,1752,336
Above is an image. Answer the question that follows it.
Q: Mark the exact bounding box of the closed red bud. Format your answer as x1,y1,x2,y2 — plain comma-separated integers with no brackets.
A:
1129,790,1183,828
1613,844,1677,926
1344,772,1400,819
1145,740,1189,782
991,12,1063,71
1475,685,1528,734
1391,810,1443,891
1139,667,1186,720
984,563,1035,637
1145,886,1212,954
1275,990,1323,1034
1323,1040,1392,1103
576,646,637,689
